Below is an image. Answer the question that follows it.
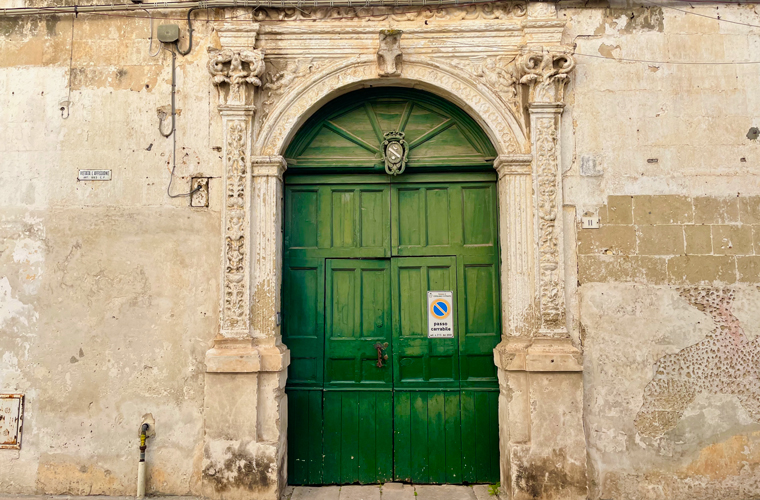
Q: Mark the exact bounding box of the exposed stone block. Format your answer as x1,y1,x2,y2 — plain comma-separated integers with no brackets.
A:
737,256,760,282
667,255,737,284
739,196,760,224
577,225,636,255
637,225,684,255
712,225,753,255
578,255,667,284
684,225,712,255
693,197,739,224
633,195,694,225
607,196,633,224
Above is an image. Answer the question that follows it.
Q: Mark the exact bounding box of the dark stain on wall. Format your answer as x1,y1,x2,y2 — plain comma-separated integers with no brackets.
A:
514,449,587,499
203,445,273,493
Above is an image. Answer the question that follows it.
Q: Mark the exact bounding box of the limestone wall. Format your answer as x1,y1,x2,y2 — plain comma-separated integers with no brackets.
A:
1,1,760,498
562,4,760,498
0,13,221,496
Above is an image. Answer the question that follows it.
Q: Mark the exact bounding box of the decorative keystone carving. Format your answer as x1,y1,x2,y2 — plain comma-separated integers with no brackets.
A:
377,29,403,77
208,48,266,106
517,47,575,104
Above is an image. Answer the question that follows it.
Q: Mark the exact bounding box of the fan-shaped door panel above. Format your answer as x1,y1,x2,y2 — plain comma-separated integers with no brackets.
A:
284,88,498,173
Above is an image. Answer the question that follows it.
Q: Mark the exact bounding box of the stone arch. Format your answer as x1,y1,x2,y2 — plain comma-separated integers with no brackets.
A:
253,55,528,157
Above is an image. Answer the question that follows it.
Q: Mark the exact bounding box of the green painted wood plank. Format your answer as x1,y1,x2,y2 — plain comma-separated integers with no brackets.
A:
444,392,463,484
408,118,454,149
410,392,429,483
358,392,377,484
460,390,477,483
324,121,381,154
323,391,342,484
377,392,394,482
341,391,360,483
308,390,324,484
287,390,308,484
364,102,385,144
393,392,412,482
427,392,446,484
488,391,500,483
474,390,491,483
397,101,413,132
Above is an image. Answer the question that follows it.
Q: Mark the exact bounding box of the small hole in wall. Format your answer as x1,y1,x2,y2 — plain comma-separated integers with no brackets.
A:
551,359,555,363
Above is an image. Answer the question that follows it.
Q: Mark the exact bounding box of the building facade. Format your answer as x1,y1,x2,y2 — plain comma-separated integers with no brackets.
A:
1,1,760,499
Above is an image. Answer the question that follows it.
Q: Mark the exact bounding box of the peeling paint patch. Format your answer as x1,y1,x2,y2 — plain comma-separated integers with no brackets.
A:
636,287,760,437
594,7,665,35
12,239,44,265
0,277,34,328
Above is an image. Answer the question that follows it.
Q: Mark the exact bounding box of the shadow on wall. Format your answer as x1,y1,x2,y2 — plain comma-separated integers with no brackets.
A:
635,287,760,437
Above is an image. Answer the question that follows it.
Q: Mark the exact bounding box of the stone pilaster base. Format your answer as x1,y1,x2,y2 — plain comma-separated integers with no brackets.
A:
202,342,289,500
494,338,587,500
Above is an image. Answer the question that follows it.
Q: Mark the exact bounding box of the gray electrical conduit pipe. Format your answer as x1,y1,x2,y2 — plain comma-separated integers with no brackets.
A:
1,0,500,17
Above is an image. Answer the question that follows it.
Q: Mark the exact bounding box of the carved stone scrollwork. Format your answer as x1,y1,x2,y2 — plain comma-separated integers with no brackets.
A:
222,120,250,333
517,47,576,104
460,56,522,119
378,29,403,77
260,59,323,129
534,115,564,331
208,48,266,106
249,2,527,22
516,47,575,336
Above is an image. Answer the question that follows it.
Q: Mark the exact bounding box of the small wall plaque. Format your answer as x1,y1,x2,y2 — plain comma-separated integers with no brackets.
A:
0,394,24,450
78,169,112,181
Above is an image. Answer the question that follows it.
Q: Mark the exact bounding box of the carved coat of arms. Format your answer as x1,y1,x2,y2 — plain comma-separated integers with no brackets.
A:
382,131,408,176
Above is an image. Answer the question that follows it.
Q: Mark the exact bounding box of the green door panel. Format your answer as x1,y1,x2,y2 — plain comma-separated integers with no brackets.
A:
323,391,393,484
282,258,324,387
391,183,499,258
392,257,459,390
287,389,324,485
284,184,391,260
460,390,500,483
457,256,501,388
325,259,393,388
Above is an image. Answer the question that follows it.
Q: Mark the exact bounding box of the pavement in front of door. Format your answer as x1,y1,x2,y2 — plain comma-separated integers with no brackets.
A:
285,484,495,500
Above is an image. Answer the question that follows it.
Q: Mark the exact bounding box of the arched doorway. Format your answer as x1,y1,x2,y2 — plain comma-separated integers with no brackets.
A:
282,88,501,486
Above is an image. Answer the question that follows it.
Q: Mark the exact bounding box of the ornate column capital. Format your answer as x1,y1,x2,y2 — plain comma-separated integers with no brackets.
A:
494,154,533,177
251,155,287,179
517,46,575,105
208,24,265,108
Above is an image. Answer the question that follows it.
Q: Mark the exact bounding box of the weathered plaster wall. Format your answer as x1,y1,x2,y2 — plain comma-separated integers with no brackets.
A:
1,12,222,495
3,0,760,498
561,3,760,498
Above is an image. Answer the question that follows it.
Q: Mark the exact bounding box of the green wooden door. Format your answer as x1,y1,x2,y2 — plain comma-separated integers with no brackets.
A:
283,88,500,486
284,178,500,485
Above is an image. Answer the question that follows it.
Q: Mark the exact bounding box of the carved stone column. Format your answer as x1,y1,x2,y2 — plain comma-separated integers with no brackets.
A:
493,47,587,500
203,23,289,500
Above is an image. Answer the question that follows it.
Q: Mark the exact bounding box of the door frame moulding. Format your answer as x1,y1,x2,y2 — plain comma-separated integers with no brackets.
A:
202,5,588,499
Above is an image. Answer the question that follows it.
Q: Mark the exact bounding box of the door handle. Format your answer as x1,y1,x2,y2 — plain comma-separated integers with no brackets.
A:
374,342,389,368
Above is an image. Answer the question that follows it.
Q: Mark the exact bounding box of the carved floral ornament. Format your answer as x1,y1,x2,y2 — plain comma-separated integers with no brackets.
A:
246,1,528,22
516,48,576,104
208,47,266,106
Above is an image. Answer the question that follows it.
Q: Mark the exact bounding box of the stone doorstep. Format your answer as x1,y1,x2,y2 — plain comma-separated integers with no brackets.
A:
285,484,494,500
